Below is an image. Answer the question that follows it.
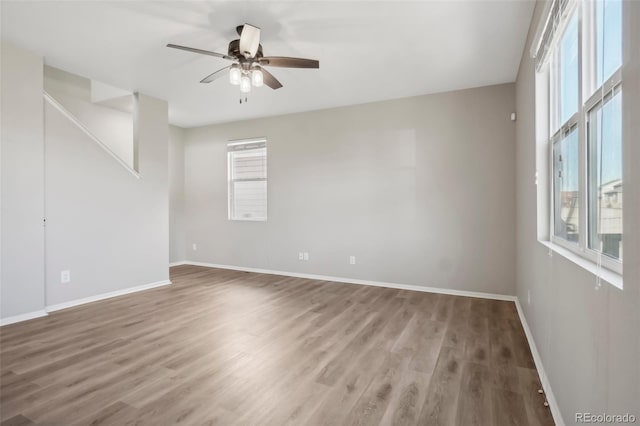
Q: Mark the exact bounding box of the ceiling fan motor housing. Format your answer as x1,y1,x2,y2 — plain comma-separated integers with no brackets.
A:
228,39,263,61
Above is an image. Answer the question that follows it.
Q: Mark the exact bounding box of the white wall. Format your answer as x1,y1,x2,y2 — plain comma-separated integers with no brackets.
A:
169,125,186,263
0,42,46,320
181,84,517,296
44,92,170,307
515,2,639,424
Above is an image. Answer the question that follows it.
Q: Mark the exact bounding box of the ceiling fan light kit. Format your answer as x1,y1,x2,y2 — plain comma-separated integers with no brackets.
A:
167,23,319,102
240,75,251,93
229,64,241,85
251,65,264,87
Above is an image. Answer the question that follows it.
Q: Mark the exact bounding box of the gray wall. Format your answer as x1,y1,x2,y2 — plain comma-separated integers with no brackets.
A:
515,1,639,423
44,92,170,306
182,84,517,295
169,125,186,263
0,42,46,319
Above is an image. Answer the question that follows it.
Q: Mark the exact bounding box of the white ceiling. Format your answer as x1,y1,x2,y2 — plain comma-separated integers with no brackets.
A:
1,1,535,128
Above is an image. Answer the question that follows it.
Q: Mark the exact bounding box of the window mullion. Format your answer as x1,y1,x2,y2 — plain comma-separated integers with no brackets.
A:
578,2,587,253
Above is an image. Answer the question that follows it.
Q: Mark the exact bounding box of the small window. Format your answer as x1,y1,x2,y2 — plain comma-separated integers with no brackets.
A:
588,89,622,260
227,139,267,221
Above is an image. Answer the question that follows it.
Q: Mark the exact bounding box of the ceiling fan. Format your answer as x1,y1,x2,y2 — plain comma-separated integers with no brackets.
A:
167,24,319,97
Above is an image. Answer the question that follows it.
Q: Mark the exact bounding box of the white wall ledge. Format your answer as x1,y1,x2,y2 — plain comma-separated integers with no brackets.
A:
43,90,141,179
537,240,623,290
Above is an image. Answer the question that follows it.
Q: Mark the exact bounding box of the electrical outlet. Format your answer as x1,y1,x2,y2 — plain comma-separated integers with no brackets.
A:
299,252,304,260
60,270,71,284
527,290,531,305
349,256,356,265
192,243,197,251
303,252,309,261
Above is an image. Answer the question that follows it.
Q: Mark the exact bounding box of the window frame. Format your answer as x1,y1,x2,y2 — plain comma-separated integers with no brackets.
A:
227,138,268,222
546,1,623,276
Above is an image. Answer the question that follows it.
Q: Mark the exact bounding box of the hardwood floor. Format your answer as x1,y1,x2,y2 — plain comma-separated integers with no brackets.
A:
0,265,554,426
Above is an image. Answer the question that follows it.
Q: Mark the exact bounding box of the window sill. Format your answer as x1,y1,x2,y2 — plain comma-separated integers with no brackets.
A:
537,240,623,290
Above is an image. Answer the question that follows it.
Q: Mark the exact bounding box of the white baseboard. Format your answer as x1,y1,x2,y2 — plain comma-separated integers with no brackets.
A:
169,261,187,267
177,261,517,302
0,279,172,326
46,279,172,313
0,310,49,327
514,298,564,426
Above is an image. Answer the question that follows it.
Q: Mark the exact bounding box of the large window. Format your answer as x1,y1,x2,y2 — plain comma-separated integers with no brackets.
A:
542,0,623,274
228,138,267,221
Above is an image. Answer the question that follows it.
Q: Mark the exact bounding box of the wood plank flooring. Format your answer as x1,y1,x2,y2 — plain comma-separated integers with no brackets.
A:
0,265,554,425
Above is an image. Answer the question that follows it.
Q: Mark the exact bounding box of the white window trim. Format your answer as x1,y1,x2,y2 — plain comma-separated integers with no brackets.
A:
542,0,623,284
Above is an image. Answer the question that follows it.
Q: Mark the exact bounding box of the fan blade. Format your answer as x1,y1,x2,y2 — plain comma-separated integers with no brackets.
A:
259,56,319,69
239,23,261,58
261,68,283,90
200,66,231,83
167,44,234,61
